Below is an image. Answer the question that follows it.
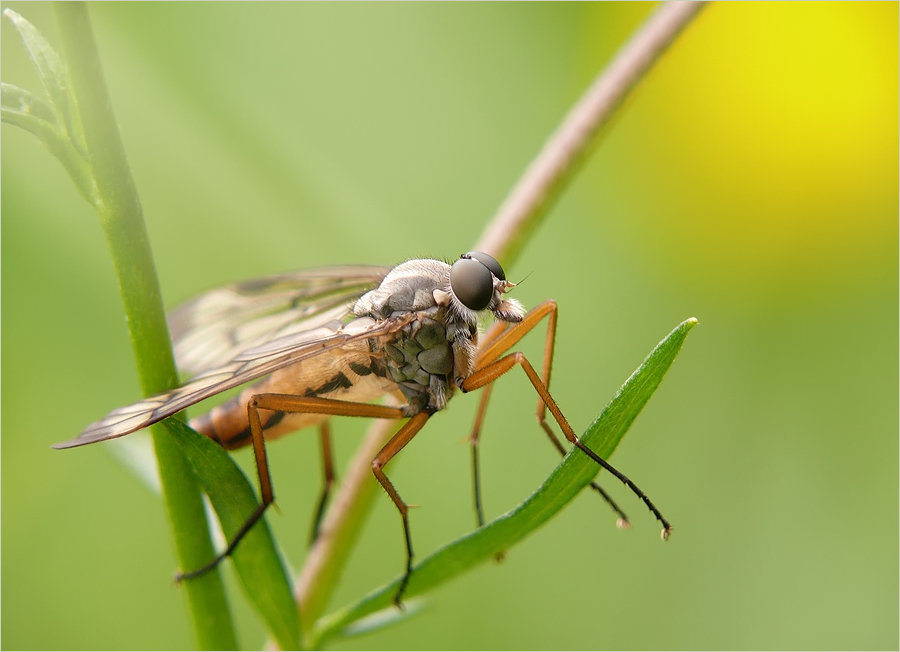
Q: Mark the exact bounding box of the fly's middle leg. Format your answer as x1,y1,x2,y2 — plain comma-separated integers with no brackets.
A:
371,411,433,607
310,421,336,545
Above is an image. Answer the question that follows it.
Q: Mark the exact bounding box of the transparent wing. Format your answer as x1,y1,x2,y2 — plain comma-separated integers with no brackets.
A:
55,312,412,449
169,265,389,375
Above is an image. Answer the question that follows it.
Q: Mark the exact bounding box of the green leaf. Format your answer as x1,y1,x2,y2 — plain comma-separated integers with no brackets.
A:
1,82,59,127
3,8,87,151
1,13,98,208
337,599,427,640
165,420,302,651
1,81,98,206
313,317,698,647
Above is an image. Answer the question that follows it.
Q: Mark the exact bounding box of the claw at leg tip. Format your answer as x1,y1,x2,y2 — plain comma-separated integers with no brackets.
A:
616,518,630,530
661,526,673,541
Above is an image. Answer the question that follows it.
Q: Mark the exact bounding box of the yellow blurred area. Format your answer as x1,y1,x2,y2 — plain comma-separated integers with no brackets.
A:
589,3,897,298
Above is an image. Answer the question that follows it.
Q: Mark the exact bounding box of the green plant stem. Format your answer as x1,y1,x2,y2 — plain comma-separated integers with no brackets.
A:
51,3,236,648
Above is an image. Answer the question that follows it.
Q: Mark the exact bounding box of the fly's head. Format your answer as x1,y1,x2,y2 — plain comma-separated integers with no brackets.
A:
439,251,524,326
433,251,524,385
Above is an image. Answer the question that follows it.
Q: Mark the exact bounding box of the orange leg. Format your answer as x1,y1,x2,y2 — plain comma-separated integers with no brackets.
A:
468,382,493,529
464,312,672,539
469,301,631,529
177,394,408,581
467,320,507,528
371,411,433,606
310,421,336,545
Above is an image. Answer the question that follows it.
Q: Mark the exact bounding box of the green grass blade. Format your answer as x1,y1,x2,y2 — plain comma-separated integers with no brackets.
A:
165,420,302,651
334,599,428,641
313,317,698,647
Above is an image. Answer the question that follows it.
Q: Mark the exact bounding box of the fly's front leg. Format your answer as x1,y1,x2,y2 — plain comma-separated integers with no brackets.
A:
471,300,632,528
177,394,408,581
468,319,509,530
371,411,432,607
468,383,493,529
462,347,672,540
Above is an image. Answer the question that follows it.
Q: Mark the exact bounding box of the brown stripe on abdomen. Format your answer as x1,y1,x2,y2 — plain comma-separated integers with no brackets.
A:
189,353,395,449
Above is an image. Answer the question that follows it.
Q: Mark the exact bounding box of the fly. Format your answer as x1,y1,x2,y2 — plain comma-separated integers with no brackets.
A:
55,251,671,605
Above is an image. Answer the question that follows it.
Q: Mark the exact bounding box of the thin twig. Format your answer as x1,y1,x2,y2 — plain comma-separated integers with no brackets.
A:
294,416,399,637
476,0,707,267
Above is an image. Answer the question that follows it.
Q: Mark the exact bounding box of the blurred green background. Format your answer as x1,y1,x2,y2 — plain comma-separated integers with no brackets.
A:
2,3,897,649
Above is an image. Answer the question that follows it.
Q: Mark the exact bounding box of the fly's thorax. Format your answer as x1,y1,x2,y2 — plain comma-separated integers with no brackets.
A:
355,254,526,415
353,255,524,333
373,305,465,414
353,258,452,320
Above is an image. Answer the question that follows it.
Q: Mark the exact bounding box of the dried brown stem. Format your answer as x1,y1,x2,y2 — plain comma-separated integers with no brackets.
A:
294,407,400,642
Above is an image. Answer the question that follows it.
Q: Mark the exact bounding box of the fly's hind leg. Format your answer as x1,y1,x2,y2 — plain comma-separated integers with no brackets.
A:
177,394,408,581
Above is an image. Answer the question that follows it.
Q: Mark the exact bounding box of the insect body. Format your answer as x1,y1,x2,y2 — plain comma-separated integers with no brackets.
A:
189,254,523,450
56,252,670,605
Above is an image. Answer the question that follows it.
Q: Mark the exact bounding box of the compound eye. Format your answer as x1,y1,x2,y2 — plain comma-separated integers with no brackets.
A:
461,251,506,281
450,257,494,310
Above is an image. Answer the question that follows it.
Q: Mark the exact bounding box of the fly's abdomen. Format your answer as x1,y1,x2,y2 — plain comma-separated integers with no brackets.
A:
189,388,330,450
190,348,395,450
